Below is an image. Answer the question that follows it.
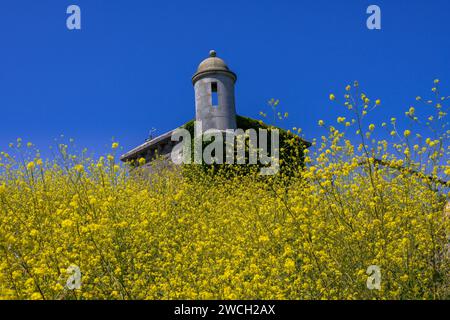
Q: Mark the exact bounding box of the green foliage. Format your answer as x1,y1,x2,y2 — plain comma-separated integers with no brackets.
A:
182,115,310,177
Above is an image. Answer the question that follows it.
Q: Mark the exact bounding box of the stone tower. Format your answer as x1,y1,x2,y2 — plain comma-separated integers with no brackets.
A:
192,50,237,134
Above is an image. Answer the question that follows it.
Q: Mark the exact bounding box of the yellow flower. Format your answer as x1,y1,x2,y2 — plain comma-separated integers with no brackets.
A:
26,161,35,170
112,142,119,149
403,130,411,137
284,259,295,272
375,99,381,105
329,94,335,101
369,124,375,131
61,219,74,228
30,293,43,300
89,196,97,205
318,120,324,126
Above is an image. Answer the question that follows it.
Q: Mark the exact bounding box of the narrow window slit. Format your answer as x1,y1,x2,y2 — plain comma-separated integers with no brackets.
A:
211,82,218,107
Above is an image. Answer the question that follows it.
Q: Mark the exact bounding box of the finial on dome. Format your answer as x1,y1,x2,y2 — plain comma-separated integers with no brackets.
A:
209,50,217,57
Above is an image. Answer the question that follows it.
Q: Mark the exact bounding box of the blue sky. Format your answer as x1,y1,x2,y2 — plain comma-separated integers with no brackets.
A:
0,0,449,158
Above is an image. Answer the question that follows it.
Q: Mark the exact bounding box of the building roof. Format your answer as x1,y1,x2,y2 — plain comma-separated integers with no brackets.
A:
120,129,177,162
192,50,237,84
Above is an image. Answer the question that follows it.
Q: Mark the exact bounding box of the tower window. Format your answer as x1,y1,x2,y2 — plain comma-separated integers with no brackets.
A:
211,82,218,107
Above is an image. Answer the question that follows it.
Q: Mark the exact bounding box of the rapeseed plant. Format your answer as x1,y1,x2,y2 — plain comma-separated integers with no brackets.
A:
0,82,448,300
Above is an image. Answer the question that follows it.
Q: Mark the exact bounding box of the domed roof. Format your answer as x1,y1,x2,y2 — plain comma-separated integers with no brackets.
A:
192,50,237,84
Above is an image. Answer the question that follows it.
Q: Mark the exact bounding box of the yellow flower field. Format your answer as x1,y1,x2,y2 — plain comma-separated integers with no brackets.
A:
0,82,448,300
